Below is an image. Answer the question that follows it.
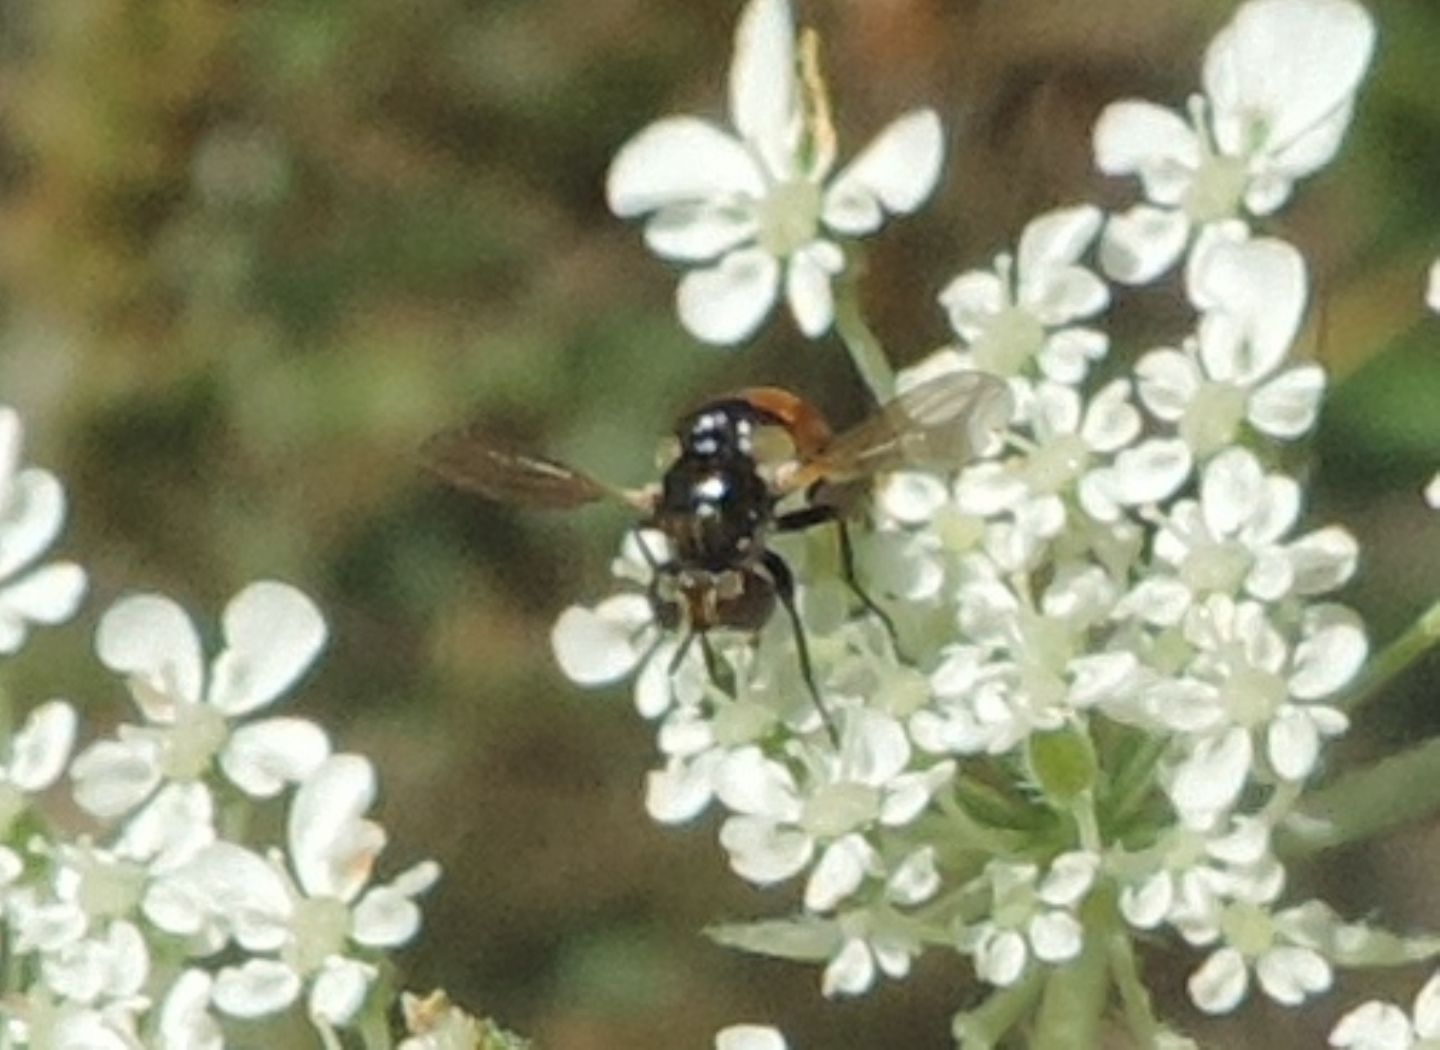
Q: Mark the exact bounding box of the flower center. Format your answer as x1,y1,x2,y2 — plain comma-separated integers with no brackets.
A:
757,180,822,258
991,882,1038,929
160,703,228,781
711,699,777,747
1219,665,1287,728
934,506,985,553
1024,434,1091,494
1181,540,1253,595
802,782,880,838
1219,901,1275,959
76,855,146,919
1179,381,1248,457
971,308,1046,376
284,896,351,976
1183,155,1247,224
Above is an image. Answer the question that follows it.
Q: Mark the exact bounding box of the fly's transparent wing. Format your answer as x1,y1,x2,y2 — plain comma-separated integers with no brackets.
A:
422,426,649,511
783,371,1012,490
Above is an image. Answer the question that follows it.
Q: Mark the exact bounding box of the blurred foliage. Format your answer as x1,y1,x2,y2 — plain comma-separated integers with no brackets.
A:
0,0,1438,1047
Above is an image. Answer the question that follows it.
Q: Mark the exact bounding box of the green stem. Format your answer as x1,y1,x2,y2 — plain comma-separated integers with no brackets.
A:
937,789,1028,857
358,968,396,1050
1278,735,1440,857
1105,736,1168,831
1031,892,1113,1050
1108,924,1162,1049
1339,598,1440,713
833,274,896,402
951,967,1046,1050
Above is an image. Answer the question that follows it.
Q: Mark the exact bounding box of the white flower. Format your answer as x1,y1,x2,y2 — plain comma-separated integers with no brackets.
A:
1427,258,1440,314
1157,597,1364,823
961,852,1098,987
937,205,1110,384
70,582,332,820
176,755,440,1025
1118,816,1283,933
1185,901,1333,1013
1136,236,1323,457
717,1025,788,1050
1330,971,1440,1050
0,406,87,654
714,710,952,911
1426,473,1440,512
607,0,943,344
1119,448,1356,624
1093,0,1376,282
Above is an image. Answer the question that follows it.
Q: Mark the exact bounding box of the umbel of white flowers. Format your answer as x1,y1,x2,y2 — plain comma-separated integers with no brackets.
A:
569,0,1440,1045
0,408,462,1047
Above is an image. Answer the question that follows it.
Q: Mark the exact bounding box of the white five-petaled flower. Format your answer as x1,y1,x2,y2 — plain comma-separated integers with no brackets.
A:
1092,0,1376,283
1156,596,1364,825
1118,447,1357,625
818,847,940,998
0,406,87,654
1185,900,1334,1014
1330,971,1440,1050
70,582,332,821
606,0,943,344
164,755,439,1026
961,851,1098,987
715,709,953,912
937,205,1110,384
1137,235,1324,458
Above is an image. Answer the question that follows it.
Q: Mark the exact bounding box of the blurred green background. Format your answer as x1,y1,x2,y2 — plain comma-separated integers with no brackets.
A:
2,0,1439,1046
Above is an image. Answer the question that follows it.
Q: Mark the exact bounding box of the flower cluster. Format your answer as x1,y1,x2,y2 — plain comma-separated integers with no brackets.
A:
567,0,1440,1043
0,411,450,1047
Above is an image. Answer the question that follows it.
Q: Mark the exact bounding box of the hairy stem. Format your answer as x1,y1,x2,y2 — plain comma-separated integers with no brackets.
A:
1279,735,1440,857
833,274,896,402
1340,597,1440,713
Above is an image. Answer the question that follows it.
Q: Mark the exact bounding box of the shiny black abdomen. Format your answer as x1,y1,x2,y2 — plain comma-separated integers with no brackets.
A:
657,456,772,570
653,399,780,571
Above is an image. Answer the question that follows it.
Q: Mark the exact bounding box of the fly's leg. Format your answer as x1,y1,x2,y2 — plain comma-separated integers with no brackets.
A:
774,504,904,658
762,550,840,747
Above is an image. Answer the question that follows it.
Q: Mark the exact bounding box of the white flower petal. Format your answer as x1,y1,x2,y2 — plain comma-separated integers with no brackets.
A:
976,929,1028,987
804,834,873,913
1255,945,1332,1006
1136,347,1202,422
289,754,382,901
1121,873,1175,930
1328,1000,1414,1050
550,595,653,686
1169,728,1252,821
607,118,765,217
1191,238,1307,383
1290,606,1367,699
1038,851,1099,906
208,581,328,716
1189,947,1250,1014
96,593,205,715
221,717,333,798
1428,258,1440,315
1203,0,1376,170
69,737,163,819
1109,439,1193,506
0,563,86,652
1415,971,1440,1037
643,202,758,262
1202,448,1265,538
160,970,223,1050
1268,708,1321,781
7,699,77,791
785,242,841,338
1287,527,1357,595
823,109,944,235
822,938,875,997
1248,365,1325,438
1099,205,1190,284
1093,100,1200,201
677,248,782,345
729,0,801,178
213,959,303,1018
1029,911,1084,963
717,1025,788,1050
310,957,376,1025
0,468,67,580
719,815,813,884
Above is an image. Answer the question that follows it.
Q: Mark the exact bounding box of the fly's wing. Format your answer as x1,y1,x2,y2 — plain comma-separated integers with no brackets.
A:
780,371,1013,491
422,425,651,511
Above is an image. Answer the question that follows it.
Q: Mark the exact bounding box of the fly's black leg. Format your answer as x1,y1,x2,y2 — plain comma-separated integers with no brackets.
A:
762,550,840,747
774,505,904,657
697,631,735,694
668,630,696,676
